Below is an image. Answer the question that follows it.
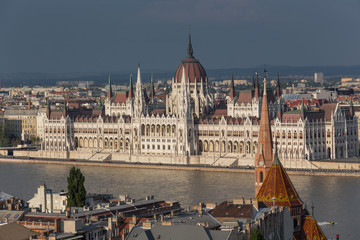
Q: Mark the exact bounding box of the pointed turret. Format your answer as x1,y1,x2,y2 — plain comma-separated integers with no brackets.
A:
300,99,305,120
229,73,235,99
128,74,134,99
107,74,113,100
134,65,144,117
349,98,354,118
277,101,282,121
254,72,260,99
252,72,256,90
63,94,68,116
256,148,304,233
179,67,190,118
254,71,273,195
46,100,51,119
150,73,155,100
256,151,303,208
276,72,281,99
187,33,194,58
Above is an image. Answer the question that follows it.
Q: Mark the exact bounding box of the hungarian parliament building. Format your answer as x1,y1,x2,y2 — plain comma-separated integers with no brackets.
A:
39,37,359,166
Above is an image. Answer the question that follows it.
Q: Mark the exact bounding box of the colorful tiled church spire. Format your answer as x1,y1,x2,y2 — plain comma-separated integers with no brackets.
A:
254,70,273,195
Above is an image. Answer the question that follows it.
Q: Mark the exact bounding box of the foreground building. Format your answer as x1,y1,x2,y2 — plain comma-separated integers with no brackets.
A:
254,86,327,239
38,36,358,167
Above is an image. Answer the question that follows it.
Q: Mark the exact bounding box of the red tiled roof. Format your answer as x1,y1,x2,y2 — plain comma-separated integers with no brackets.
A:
319,103,337,121
114,92,128,104
256,156,303,208
237,91,253,104
294,215,327,240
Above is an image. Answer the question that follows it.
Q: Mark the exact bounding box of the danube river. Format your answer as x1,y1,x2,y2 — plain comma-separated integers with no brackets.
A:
0,162,359,239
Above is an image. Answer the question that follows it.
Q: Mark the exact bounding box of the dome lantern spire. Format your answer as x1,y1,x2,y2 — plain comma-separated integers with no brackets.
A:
187,33,194,58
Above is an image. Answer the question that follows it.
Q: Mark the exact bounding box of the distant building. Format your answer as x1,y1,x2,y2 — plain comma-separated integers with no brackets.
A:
3,109,38,140
36,36,358,166
314,72,324,83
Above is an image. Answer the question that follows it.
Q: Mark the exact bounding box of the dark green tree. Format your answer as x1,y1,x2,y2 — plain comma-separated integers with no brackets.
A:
251,228,264,240
0,125,9,147
67,167,86,207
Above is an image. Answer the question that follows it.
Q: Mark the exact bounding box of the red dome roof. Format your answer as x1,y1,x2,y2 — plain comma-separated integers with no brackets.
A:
174,35,207,84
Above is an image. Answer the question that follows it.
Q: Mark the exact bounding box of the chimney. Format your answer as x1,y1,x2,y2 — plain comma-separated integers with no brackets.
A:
142,221,152,229
108,217,113,231
131,215,137,224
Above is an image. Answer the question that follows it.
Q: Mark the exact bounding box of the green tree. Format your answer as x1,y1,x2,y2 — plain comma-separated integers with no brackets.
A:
0,125,9,147
67,167,86,207
251,228,264,240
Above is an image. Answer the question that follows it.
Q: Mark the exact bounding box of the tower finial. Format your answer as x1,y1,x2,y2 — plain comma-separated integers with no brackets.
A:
187,33,194,58
263,71,267,96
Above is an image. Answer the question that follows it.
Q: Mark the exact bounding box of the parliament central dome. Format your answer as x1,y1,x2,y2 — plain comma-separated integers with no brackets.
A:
174,35,207,84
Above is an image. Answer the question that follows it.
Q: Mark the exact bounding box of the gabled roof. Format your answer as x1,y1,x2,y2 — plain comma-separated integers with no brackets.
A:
256,156,303,208
319,103,337,121
209,201,253,220
114,92,128,104
0,222,38,240
294,215,327,240
237,90,253,104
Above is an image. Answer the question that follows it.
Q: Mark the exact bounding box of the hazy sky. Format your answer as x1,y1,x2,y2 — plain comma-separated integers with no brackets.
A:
0,0,359,73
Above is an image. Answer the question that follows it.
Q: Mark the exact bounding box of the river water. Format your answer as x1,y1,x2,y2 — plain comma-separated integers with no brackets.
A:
0,162,359,239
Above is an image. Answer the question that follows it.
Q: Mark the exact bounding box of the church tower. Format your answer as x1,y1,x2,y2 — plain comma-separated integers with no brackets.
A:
254,71,274,195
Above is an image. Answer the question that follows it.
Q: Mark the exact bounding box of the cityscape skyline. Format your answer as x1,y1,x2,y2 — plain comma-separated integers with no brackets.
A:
0,0,359,73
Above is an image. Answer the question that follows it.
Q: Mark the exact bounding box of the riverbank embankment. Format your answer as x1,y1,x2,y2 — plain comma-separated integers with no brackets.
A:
0,157,359,177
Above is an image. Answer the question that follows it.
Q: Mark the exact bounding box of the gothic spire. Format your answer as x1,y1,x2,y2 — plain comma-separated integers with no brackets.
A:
252,72,256,89
277,101,282,121
187,33,194,58
254,72,260,99
276,72,281,99
254,73,273,195
107,74,113,100
46,99,51,119
300,99,305,120
128,74,134,99
137,65,142,85
230,73,235,99
350,98,354,117
134,65,144,117
150,73,155,100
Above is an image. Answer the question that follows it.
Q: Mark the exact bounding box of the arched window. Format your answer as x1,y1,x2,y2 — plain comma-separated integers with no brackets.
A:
260,172,264,182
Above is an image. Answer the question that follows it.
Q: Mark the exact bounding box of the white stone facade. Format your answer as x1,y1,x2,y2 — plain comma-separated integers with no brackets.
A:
28,184,67,213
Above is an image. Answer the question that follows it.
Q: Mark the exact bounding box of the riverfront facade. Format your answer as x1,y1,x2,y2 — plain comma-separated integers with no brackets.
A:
38,37,358,166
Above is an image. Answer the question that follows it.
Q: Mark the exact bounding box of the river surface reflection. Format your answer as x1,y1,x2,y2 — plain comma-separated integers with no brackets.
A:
0,162,359,239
